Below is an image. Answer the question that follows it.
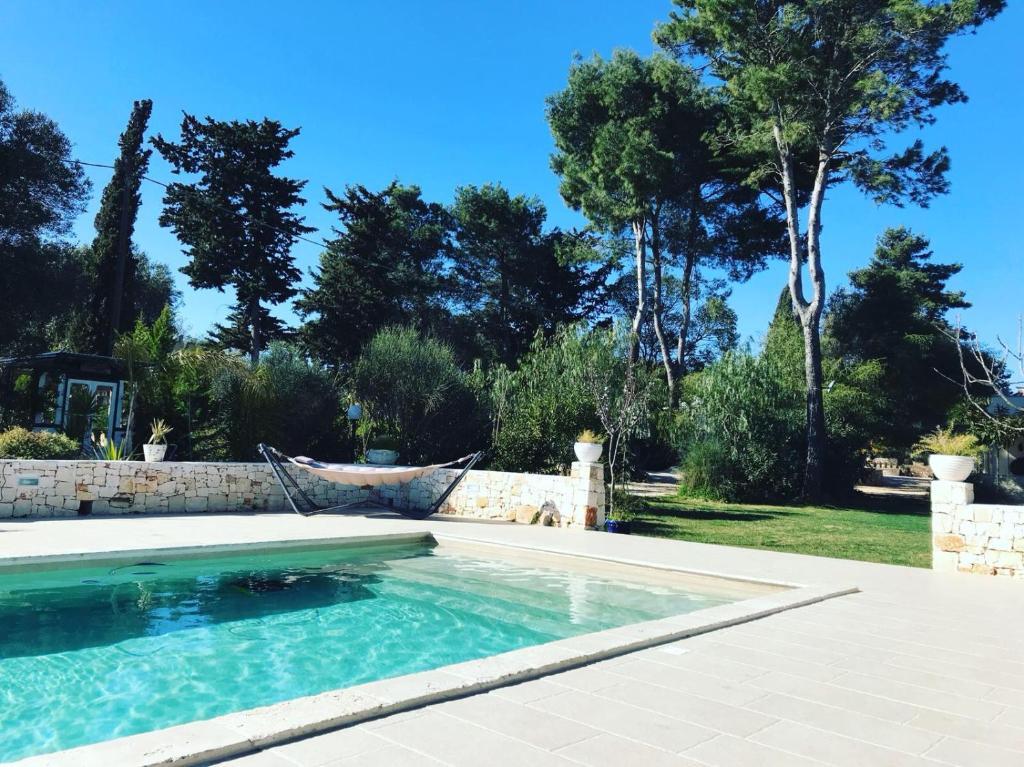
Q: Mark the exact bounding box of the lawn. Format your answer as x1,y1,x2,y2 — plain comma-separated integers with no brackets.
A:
632,492,931,568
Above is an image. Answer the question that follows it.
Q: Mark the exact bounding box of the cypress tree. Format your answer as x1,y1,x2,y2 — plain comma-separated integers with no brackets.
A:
84,99,153,355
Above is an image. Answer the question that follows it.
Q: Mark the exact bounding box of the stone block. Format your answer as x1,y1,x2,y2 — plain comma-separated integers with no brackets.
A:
934,534,966,553
513,504,539,524
932,512,953,534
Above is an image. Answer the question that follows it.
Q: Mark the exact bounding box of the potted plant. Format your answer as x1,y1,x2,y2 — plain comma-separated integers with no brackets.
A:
604,490,637,534
143,419,173,462
366,435,400,465
574,429,605,463
915,427,983,482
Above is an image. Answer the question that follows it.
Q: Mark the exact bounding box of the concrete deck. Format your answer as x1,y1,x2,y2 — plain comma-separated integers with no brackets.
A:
2,513,1023,766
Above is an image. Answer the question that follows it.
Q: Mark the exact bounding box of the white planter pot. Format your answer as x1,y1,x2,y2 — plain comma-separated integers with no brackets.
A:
574,441,603,463
143,443,167,462
929,454,974,482
366,449,399,465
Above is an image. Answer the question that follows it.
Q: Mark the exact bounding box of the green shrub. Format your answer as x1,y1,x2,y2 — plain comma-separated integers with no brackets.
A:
914,427,984,458
487,327,602,473
677,352,806,502
353,327,484,464
200,343,343,461
0,427,80,459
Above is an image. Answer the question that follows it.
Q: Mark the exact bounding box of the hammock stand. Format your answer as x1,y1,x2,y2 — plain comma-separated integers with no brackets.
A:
257,443,483,519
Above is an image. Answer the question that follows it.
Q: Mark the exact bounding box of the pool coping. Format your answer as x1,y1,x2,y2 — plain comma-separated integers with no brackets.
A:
5,531,858,767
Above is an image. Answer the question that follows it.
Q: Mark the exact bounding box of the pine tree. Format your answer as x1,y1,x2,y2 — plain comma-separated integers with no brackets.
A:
152,114,312,363
83,99,153,354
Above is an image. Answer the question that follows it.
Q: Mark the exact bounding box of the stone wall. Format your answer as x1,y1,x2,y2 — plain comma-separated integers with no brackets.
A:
931,480,1024,579
0,459,605,529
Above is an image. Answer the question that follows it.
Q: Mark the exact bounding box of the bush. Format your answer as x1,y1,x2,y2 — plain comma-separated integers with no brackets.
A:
487,327,602,473
677,352,806,502
0,427,80,459
199,343,343,461
353,327,484,464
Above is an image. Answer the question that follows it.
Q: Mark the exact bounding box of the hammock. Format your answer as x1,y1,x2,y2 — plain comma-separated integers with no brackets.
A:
257,444,483,519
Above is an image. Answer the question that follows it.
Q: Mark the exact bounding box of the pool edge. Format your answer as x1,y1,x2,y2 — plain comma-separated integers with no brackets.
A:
4,534,858,767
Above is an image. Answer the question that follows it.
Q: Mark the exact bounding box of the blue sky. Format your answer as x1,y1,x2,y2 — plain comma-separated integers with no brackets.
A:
2,0,1020,348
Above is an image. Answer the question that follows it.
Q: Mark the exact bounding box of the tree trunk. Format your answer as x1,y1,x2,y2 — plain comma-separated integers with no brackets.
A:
248,296,261,365
774,123,829,501
499,255,512,363
675,253,696,381
628,219,648,364
649,211,675,407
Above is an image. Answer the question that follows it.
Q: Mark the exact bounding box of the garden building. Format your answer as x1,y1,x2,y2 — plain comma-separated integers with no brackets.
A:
0,352,129,447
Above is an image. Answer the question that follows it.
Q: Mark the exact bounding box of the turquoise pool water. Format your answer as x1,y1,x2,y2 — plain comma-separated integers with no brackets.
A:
0,540,740,761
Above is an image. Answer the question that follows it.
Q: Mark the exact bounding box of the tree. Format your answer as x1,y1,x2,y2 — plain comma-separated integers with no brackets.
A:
450,184,607,364
657,0,1004,499
82,99,153,355
209,302,291,353
0,79,90,250
152,114,312,363
547,50,780,403
0,78,90,356
827,227,972,452
296,182,452,368
352,327,483,464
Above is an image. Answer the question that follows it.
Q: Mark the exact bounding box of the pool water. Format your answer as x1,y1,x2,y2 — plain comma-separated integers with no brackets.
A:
0,540,741,761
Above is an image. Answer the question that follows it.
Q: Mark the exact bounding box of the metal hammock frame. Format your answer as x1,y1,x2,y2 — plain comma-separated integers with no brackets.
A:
257,443,483,519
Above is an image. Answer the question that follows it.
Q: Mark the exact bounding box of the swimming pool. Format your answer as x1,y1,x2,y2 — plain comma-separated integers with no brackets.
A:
0,538,772,762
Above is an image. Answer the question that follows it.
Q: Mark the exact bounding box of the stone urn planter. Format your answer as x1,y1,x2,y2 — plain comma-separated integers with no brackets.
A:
142,443,167,462
366,449,399,465
929,454,974,482
574,441,603,463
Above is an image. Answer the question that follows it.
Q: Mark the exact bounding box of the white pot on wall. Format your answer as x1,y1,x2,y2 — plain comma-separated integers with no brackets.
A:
574,442,603,463
143,443,167,462
366,449,399,465
929,454,974,482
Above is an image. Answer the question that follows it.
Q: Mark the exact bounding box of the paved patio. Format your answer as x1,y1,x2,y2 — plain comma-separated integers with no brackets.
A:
2,513,1023,766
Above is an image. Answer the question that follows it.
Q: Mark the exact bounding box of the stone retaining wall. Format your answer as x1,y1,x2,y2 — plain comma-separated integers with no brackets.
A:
931,480,1024,578
0,459,605,529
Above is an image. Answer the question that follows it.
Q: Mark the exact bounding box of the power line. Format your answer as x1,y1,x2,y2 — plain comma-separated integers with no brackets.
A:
68,159,333,251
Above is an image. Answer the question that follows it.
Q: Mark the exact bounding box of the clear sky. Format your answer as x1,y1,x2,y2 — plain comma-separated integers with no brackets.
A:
2,0,1020,348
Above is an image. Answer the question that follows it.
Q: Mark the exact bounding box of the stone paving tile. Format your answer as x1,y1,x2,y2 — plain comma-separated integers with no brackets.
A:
594,679,777,737
327,743,449,766
907,709,1024,754
750,719,939,767
748,670,928,723
434,693,599,751
885,650,1024,692
724,621,896,663
370,710,580,767
682,733,826,767
554,733,707,767
490,678,565,704
686,638,846,683
987,686,1024,706
746,692,943,755
266,727,389,767
528,689,717,753
832,671,1005,722
607,658,768,706
705,627,853,666
994,705,1024,730
224,751,303,767
829,655,997,700
544,666,626,693
811,601,1024,657
924,735,1024,767
624,643,767,683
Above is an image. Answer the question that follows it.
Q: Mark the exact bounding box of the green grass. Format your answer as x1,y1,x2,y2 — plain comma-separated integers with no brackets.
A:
632,492,931,568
